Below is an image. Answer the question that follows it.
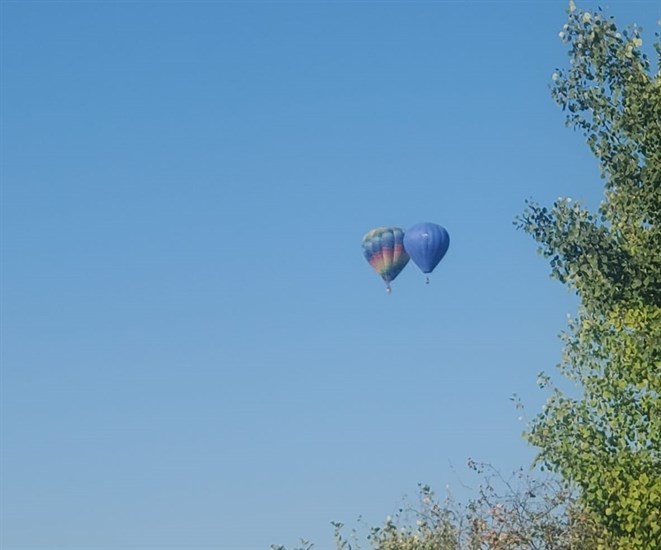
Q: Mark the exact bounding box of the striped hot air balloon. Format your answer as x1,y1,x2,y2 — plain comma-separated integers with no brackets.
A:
361,227,410,292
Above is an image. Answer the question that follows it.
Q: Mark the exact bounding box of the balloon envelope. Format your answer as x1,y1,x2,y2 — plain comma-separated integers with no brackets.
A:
362,227,410,288
403,222,450,274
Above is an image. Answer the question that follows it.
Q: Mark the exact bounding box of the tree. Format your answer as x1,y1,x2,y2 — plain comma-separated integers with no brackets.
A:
516,2,660,548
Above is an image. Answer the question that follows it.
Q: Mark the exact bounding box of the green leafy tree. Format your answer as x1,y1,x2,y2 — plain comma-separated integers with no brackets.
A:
517,2,661,548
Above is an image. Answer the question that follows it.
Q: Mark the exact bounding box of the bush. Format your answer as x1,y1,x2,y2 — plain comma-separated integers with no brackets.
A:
272,460,600,550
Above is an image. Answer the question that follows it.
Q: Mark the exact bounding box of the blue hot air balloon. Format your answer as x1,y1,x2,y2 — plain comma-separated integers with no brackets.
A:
403,222,450,283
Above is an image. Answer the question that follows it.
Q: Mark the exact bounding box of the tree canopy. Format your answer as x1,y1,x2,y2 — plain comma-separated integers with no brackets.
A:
517,2,660,548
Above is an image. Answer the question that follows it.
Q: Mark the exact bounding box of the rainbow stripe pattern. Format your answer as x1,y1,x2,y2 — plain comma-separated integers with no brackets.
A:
362,226,410,290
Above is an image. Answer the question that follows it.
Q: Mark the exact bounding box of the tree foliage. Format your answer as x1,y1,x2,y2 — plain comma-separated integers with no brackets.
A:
516,2,660,548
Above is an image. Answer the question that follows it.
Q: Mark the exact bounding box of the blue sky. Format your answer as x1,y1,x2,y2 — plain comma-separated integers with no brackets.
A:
2,1,659,549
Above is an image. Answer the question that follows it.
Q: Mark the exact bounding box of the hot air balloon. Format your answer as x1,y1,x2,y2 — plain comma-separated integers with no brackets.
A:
362,227,410,292
403,222,450,283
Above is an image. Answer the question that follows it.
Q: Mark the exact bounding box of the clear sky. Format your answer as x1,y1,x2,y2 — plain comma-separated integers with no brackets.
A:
2,1,659,549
